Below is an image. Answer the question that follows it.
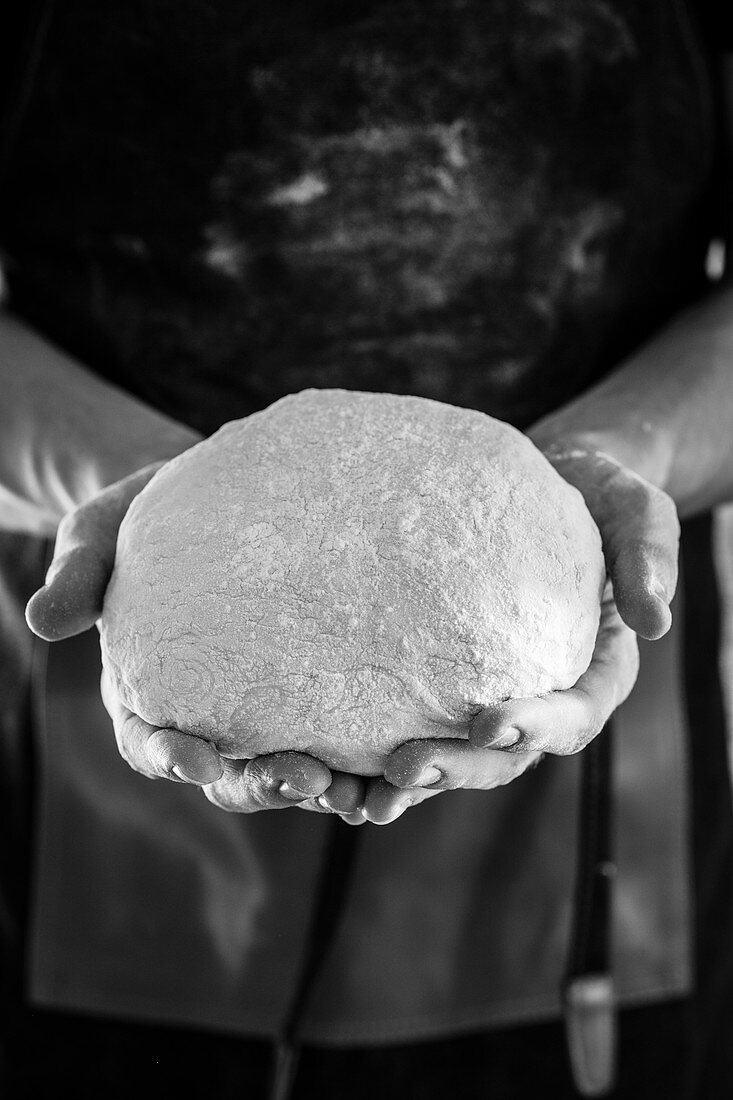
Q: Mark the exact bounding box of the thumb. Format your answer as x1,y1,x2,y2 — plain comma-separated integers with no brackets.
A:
542,448,680,640
26,462,164,641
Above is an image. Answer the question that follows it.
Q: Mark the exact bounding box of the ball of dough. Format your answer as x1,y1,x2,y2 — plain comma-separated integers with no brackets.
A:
100,389,605,775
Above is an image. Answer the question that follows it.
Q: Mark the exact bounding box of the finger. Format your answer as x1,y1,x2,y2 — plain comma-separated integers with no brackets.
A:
598,470,679,639
295,795,367,823
384,737,542,792
337,809,369,826
113,705,223,784
101,668,223,783
609,527,678,640
470,602,639,756
25,546,111,641
316,771,366,815
25,463,164,641
362,776,441,825
547,451,679,640
204,752,332,813
283,796,333,814
294,790,368,825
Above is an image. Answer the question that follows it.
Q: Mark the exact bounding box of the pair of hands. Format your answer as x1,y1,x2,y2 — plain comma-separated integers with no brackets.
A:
25,437,680,826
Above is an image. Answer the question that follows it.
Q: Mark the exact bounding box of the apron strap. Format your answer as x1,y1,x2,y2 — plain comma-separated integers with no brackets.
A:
563,722,616,1097
271,816,365,1100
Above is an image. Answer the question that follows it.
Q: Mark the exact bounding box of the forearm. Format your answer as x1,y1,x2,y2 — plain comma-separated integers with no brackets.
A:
0,312,201,534
529,284,733,518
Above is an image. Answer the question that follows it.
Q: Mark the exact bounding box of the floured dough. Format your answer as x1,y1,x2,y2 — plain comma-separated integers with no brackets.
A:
100,389,605,774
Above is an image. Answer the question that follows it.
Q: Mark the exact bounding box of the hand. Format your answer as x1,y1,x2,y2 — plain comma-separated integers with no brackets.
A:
203,756,367,820
101,650,365,813
536,444,680,641
363,444,679,824
24,465,362,814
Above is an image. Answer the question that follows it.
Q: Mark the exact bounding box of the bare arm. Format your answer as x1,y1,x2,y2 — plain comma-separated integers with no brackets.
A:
11,312,359,811
528,282,733,519
368,54,733,823
0,310,201,534
530,55,733,519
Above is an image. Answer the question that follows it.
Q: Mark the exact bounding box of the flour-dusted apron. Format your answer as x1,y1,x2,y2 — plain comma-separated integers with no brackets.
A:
24,546,693,1045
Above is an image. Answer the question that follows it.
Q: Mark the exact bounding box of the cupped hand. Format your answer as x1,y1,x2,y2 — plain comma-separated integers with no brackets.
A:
101,653,365,812
537,443,680,641
24,464,363,813
203,755,366,819
363,444,679,824
25,464,166,643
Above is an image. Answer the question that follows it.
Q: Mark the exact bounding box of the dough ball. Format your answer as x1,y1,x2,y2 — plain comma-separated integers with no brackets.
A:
100,389,605,775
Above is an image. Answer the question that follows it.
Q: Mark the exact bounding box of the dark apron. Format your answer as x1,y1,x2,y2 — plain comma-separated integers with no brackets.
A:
21,538,692,1044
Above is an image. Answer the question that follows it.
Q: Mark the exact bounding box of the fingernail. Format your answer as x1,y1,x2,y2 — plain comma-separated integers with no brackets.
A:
169,743,223,785
171,764,207,784
317,795,332,810
171,759,222,785
279,781,308,800
414,766,442,787
485,728,522,750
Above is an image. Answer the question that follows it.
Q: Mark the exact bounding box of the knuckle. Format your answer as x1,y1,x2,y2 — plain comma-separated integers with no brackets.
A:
250,752,313,792
116,736,156,778
243,756,273,787
142,727,176,776
245,770,283,809
116,714,159,778
115,713,138,753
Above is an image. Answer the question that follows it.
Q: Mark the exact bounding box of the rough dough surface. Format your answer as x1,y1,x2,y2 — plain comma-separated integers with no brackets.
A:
100,389,605,774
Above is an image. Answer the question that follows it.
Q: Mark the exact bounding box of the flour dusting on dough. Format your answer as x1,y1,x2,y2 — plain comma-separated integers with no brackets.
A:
100,390,604,774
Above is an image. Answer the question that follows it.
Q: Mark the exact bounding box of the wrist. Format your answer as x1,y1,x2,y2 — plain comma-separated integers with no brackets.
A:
527,407,676,495
529,285,733,517
85,416,202,501
0,312,203,529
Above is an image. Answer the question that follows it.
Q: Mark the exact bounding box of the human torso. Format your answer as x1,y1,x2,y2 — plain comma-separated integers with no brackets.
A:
3,0,715,432
1,0,722,1043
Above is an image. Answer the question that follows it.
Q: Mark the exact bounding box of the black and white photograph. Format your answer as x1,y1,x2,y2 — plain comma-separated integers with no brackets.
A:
1,2,733,1096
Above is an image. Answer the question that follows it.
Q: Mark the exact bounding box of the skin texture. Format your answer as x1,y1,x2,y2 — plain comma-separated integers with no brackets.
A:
0,313,200,534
